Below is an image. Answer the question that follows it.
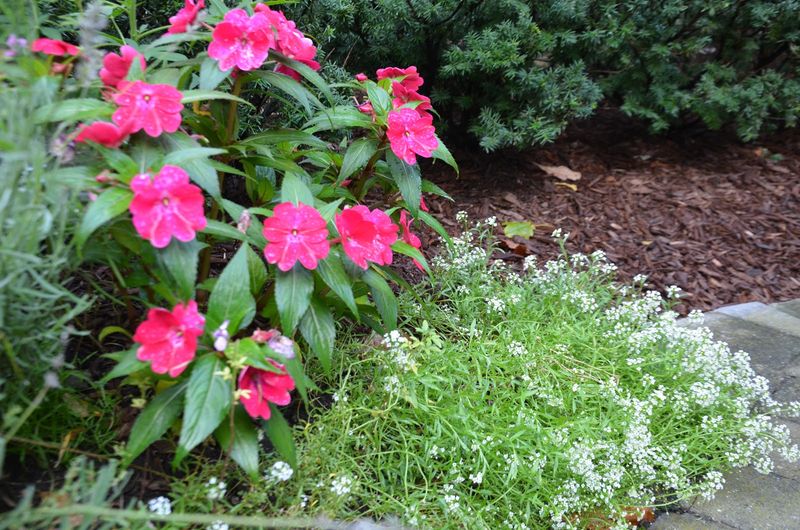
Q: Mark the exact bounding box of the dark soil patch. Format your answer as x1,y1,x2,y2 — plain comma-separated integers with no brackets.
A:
423,110,800,313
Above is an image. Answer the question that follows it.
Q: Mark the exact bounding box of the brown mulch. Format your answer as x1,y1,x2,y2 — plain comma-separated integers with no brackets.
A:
423,110,800,314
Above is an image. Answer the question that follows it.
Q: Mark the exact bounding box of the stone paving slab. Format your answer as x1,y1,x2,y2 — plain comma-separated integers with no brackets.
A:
689,468,800,529
701,312,800,385
654,301,800,530
650,511,732,529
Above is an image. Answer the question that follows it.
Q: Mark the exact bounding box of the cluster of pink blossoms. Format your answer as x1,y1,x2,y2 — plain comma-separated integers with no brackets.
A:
75,45,182,147
208,4,319,78
261,201,424,272
357,66,438,165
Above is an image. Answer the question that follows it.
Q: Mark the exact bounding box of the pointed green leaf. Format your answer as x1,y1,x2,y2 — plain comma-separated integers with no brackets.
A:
199,56,231,91
75,187,133,249
391,240,430,273
362,269,398,330
418,210,452,246
275,265,313,333
215,407,260,479
339,138,378,183
100,347,144,384
203,219,247,242
123,382,186,466
315,253,358,317
431,135,459,174
299,298,335,375
386,151,421,216
181,89,252,106
364,81,392,115
264,404,297,468
33,98,112,124
245,244,268,295
280,172,315,206
207,245,255,333
160,133,221,200
163,147,227,166
175,355,232,465
156,239,204,300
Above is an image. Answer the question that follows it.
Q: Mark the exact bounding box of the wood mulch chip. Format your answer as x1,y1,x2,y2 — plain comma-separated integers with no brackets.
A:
421,110,800,314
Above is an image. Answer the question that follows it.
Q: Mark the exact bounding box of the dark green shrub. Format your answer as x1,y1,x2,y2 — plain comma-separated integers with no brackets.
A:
293,0,800,148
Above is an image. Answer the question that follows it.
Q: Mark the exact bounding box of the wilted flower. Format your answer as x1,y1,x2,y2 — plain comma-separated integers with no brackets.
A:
133,300,205,377
399,210,424,271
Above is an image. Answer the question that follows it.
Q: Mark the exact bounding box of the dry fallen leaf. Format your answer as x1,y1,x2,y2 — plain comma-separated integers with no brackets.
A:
536,163,582,181
554,182,578,191
503,192,524,208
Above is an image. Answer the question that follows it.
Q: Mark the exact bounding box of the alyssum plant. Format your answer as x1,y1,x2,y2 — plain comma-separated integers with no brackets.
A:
6,0,456,477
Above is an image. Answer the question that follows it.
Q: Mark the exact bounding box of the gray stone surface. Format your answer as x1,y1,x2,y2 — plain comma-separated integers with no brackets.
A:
776,300,800,320
713,303,800,338
689,467,800,529
650,512,731,529
654,301,800,530
771,419,800,482
701,312,800,384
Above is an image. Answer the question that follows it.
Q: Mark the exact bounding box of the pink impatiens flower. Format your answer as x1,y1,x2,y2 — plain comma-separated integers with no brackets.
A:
238,361,295,420
391,81,432,115
75,121,129,148
112,80,183,137
262,201,330,271
377,66,423,92
386,107,438,165
255,4,320,80
134,300,205,377
208,8,275,72
99,45,145,88
129,165,207,248
31,37,79,56
335,205,398,269
168,0,205,34
399,210,424,271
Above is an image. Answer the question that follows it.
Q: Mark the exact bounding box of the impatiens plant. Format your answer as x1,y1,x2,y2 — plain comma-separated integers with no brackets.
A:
12,0,456,477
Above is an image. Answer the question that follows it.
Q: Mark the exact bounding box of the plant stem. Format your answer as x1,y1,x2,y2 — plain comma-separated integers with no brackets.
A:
352,135,387,201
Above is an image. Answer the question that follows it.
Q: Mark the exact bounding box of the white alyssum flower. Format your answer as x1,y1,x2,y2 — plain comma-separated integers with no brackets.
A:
207,522,229,530
206,477,227,501
147,496,172,516
268,461,294,482
330,475,354,496
487,297,506,313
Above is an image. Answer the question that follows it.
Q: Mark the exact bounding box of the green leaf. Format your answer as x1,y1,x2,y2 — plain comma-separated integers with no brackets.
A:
33,98,112,124
275,265,313,333
421,179,453,201
391,240,430,273
163,147,227,166
316,198,344,223
303,105,375,132
100,347,143,384
123,382,186,466
363,269,398,330
503,220,535,239
264,404,297,468
339,138,378,183
156,239,204,300
269,50,334,105
228,339,283,372
299,298,335,375
240,129,327,148
418,210,452,246
75,188,133,249
280,172,315,206
181,89,252,106
207,245,255,334
203,219,246,242
431,135,459,174
175,355,233,465
252,71,318,116
199,56,231,91
364,81,392,115
160,133,221,200
386,151,421,216
316,252,358,317
98,325,131,343
215,407,260,479
245,244,268,294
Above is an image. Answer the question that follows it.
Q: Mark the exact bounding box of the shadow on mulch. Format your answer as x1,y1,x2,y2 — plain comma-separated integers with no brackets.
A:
422,109,800,314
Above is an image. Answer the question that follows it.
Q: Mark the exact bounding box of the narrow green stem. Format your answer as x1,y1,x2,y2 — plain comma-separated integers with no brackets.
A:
3,386,49,443
127,0,138,40
352,135,388,201
226,75,245,145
